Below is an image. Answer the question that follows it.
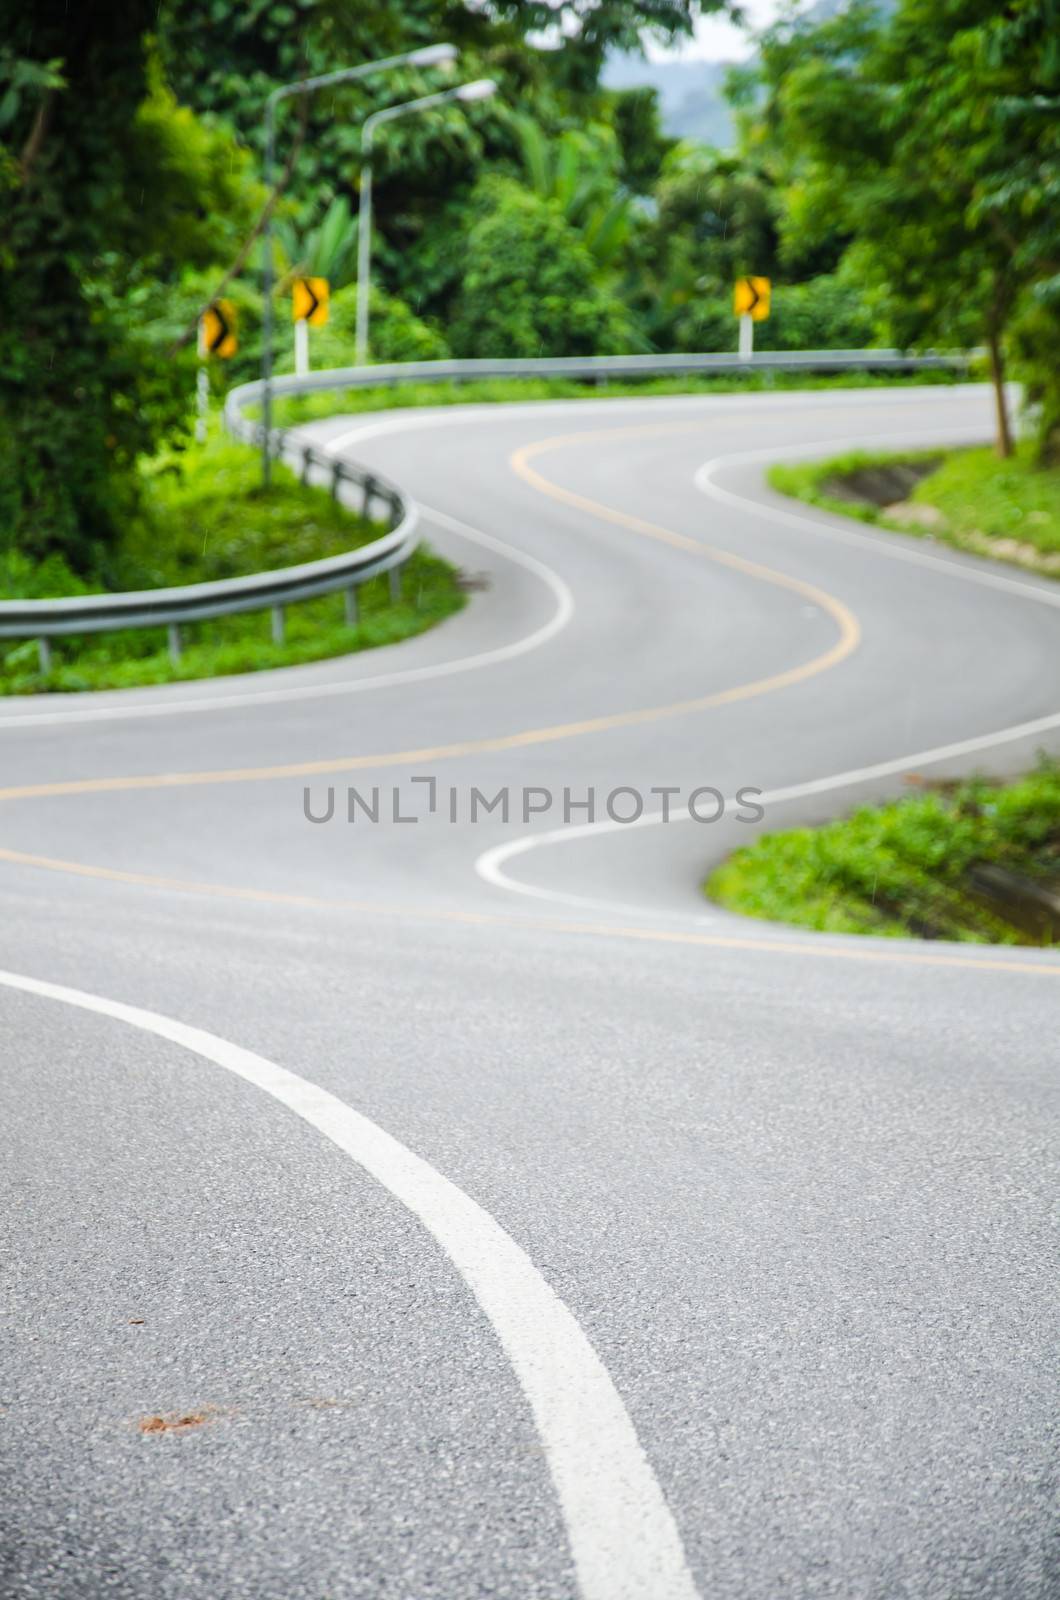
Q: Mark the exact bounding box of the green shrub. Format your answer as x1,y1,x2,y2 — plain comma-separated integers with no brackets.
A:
0,424,465,693
278,282,450,369
757,274,878,351
449,177,634,358
707,766,1060,944
641,272,876,356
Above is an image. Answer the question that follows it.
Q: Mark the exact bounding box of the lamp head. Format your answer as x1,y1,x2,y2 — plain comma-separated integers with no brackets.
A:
455,78,497,103
408,43,458,68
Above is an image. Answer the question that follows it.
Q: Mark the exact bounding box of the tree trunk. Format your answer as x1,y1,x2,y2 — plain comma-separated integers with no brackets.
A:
18,89,55,182
986,321,1013,459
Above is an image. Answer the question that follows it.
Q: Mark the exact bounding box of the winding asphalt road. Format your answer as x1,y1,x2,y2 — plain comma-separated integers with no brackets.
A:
2,385,1057,1599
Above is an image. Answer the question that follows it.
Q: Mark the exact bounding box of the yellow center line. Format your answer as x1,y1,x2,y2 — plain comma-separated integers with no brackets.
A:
0,419,1043,972
8,417,1037,978
0,421,859,803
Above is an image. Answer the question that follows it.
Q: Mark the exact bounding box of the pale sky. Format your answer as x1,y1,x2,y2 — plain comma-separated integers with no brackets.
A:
645,1,787,62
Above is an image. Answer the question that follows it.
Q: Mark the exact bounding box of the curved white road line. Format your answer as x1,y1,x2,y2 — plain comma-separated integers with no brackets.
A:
695,432,1060,608
475,709,1060,915
473,426,1060,915
0,965,699,1600
469,848,718,925
0,507,573,731
0,397,1006,733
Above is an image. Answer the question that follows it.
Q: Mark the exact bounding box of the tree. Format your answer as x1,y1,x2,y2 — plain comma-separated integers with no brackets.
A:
154,0,729,318
487,0,726,90
514,115,635,270
974,0,1060,458
281,284,450,367
0,12,260,571
609,86,675,194
275,197,360,291
630,143,788,354
751,0,1060,457
653,143,780,286
449,177,634,357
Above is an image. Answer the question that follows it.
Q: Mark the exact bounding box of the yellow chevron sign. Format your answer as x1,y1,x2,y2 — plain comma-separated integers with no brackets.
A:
201,300,237,357
733,277,771,321
293,277,329,326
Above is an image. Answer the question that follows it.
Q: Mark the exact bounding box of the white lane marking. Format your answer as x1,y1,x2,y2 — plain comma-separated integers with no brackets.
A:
0,392,997,734
476,424,1060,915
474,708,1060,913
319,383,996,456
0,508,573,731
0,393,992,733
466,838,717,925
476,812,686,912
0,967,699,1600
695,432,1060,608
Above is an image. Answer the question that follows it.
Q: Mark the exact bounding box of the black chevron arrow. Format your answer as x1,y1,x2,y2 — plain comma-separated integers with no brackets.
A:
206,304,231,353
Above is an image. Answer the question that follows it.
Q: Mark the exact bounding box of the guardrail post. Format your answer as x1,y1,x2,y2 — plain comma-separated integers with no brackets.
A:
38,638,52,674
331,461,343,501
272,605,285,646
344,586,359,627
388,563,402,604
301,449,313,486
362,476,376,518
167,624,182,664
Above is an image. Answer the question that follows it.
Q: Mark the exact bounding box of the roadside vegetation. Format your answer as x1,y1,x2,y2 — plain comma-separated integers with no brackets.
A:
706,765,1060,947
4,3,1057,588
2,4,1055,695
0,429,463,694
770,444,1060,578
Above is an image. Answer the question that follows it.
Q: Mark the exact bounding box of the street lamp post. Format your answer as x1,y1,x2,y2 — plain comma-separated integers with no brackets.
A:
260,44,457,487
355,79,497,369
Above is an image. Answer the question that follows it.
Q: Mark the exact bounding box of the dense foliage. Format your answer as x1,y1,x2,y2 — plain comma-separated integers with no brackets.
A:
745,0,1060,456
708,764,1060,944
449,177,634,357
0,6,261,571
2,0,1057,572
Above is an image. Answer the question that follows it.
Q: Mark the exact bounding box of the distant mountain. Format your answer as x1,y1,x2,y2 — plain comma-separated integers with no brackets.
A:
602,0,894,150
601,56,738,148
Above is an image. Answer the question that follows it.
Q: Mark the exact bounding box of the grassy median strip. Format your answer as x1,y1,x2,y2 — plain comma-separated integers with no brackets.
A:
706,766,1060,945
0,430,464,694
770,443,1060,577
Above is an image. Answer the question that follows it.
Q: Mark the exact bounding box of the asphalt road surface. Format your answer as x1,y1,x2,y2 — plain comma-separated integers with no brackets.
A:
2,385,1057,1600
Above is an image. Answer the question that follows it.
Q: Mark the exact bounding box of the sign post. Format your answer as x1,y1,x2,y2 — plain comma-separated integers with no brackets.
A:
733,277,771,361
292,277,329,377
197,300,238,440
196,320,209,443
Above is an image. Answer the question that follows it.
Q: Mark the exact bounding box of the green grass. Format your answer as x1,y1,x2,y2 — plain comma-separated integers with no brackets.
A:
706,765,1060,945
259,367,962,429
769,442,1060,573
0,428,465,694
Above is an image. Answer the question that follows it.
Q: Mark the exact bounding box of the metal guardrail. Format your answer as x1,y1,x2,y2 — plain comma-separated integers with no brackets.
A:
3,347,972,675
228,346,973,414
0,425,417,672
222,344,971,635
